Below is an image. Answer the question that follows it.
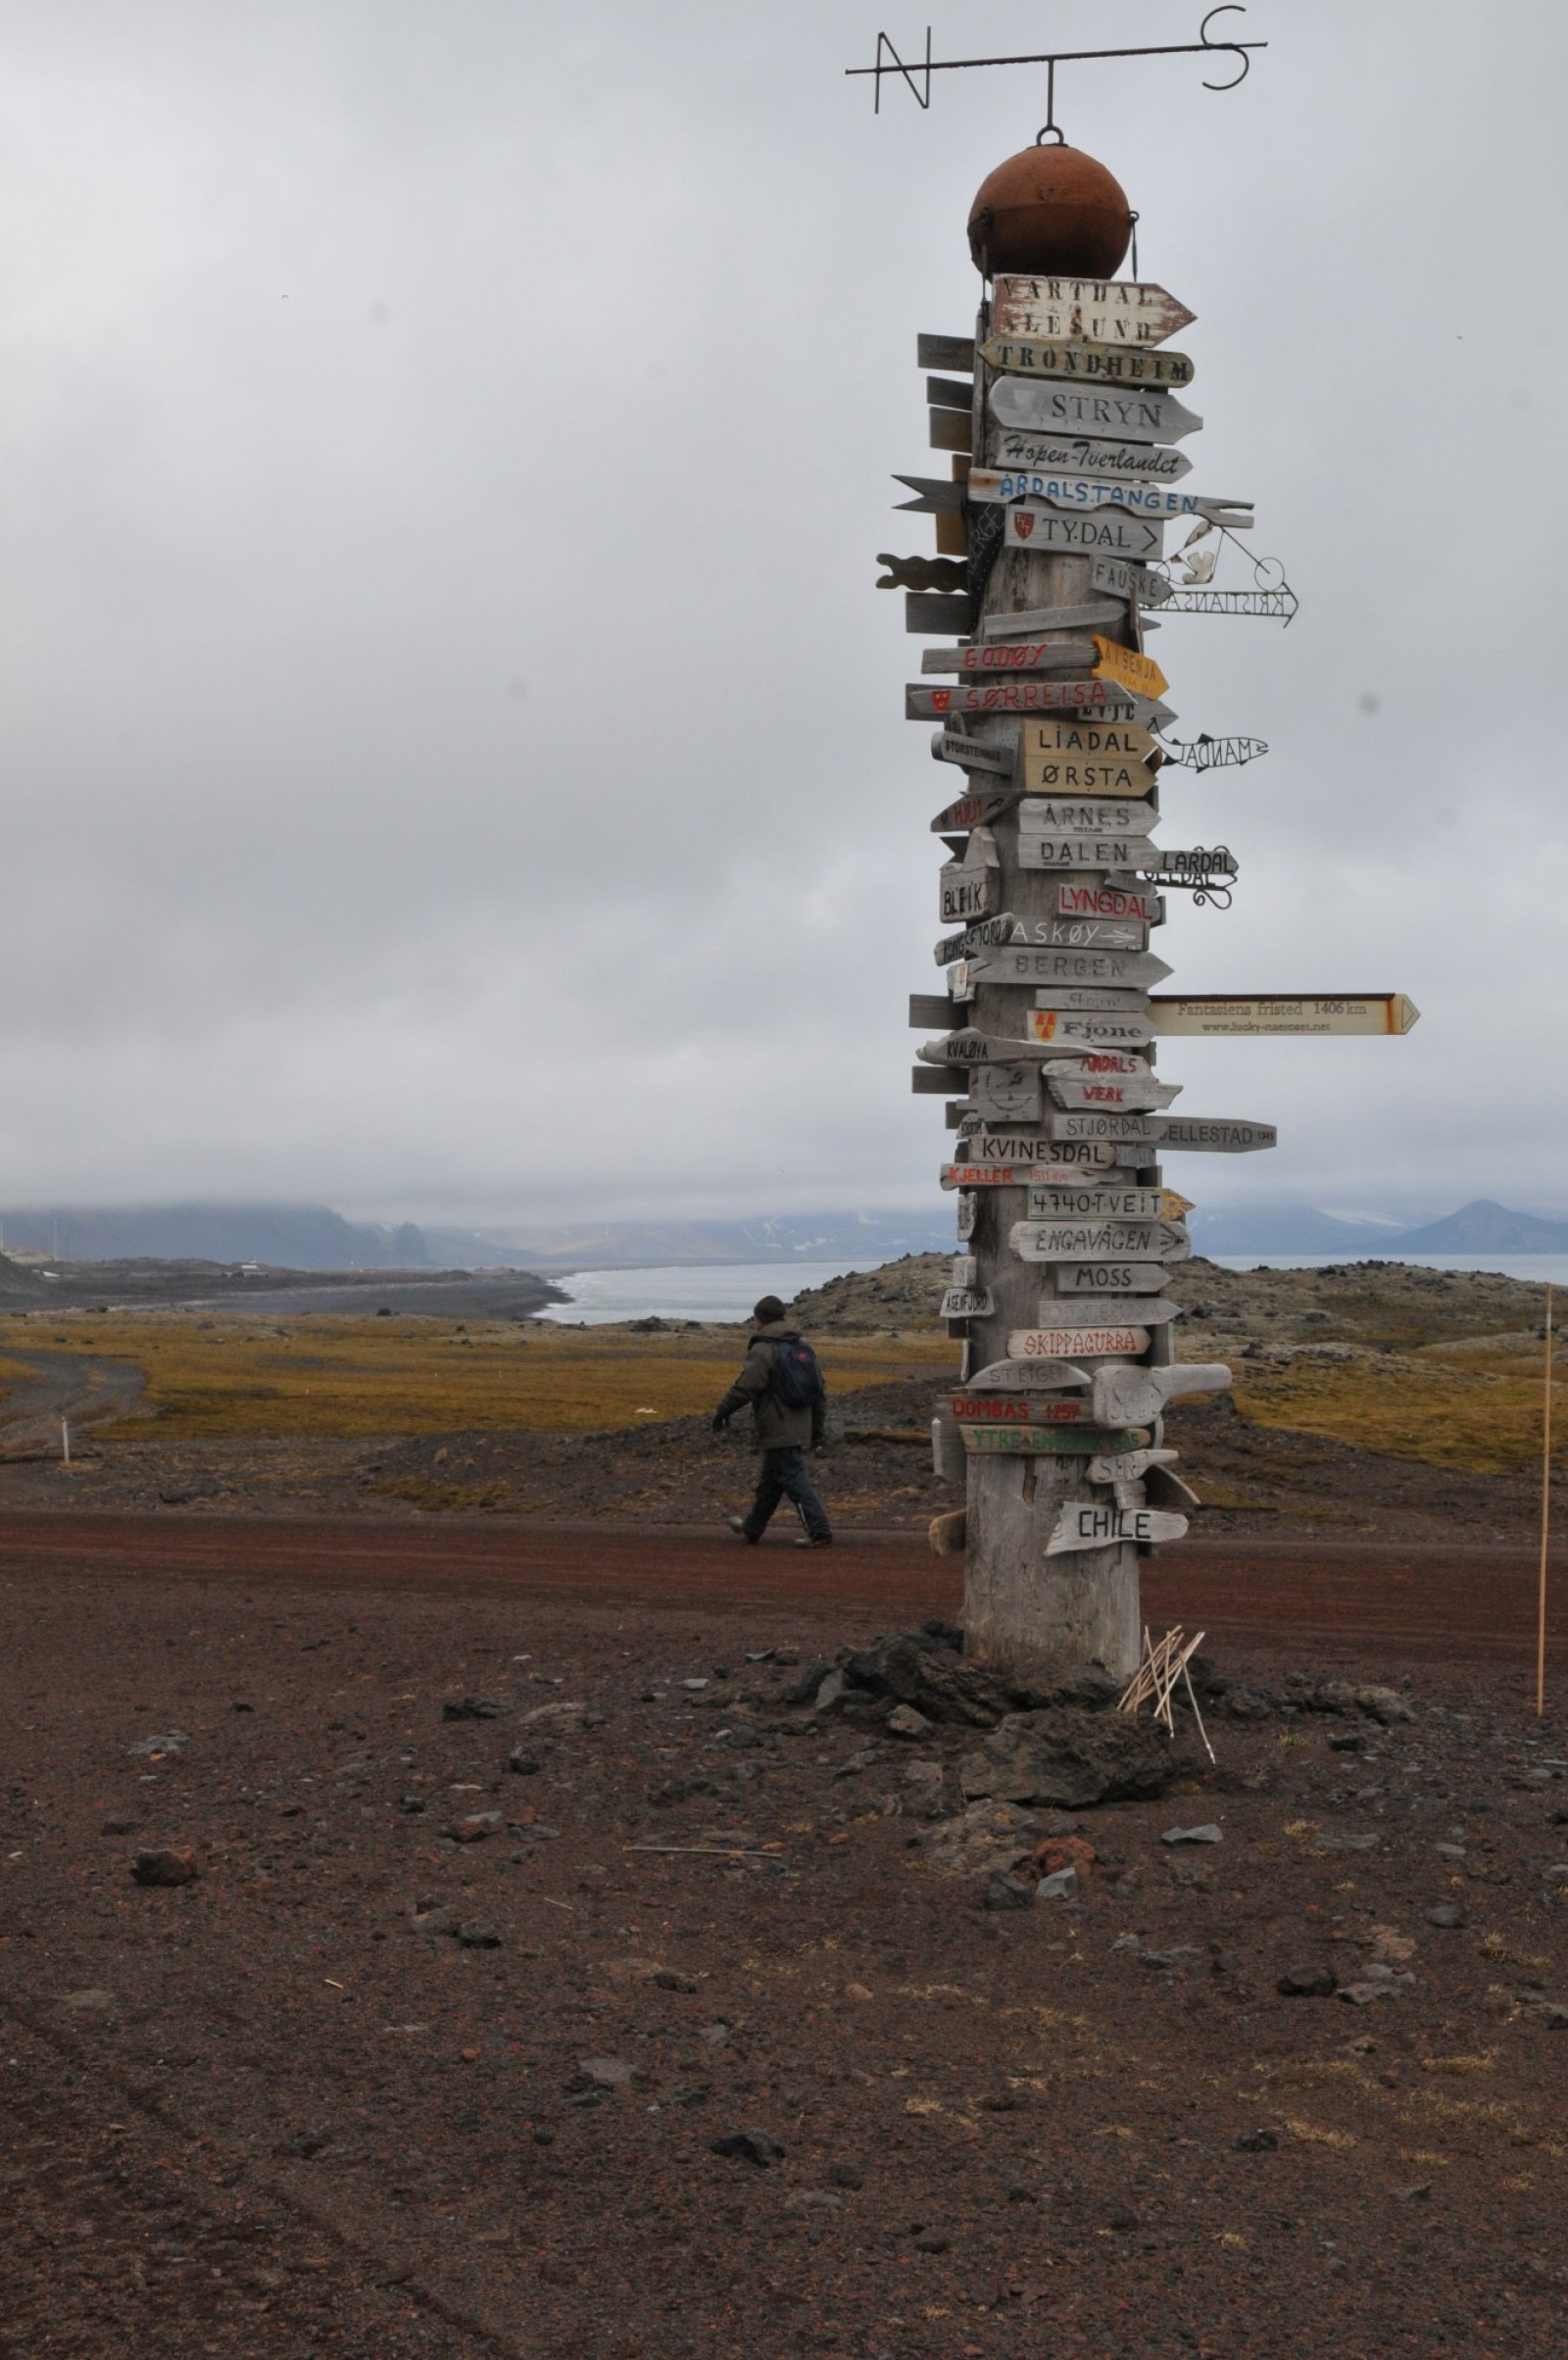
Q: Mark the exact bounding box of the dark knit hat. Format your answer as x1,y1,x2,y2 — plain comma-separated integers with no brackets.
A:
753,1294,788,1323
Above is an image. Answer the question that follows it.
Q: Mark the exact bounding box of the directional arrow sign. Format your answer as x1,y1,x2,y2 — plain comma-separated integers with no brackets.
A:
931,787,1013,836
1035,1296,1182,1327
965,948,1173,989
1044,1110,1165,1143
954,1390,1097,1425
1022,752,1157,795
921,1028,1100,1068
1030,1010,1154,1050
1054,1262,1169,1295
972,467,1241,525
939,827,1001,923
991,429,1194,485
940,1286,994,1320
1092,639,1169,700
918,638,1096,675
958,1135,1123,1170
965,1064,1043,1122
1020,798,1158,837
1148,994,1421,1037
1087,1446,1181,1485
1026,1186,1188,1222
1054,882,1161,924
909,679,1175,728
1019,834,1160,871
1047,1502,1189,1555
1003,507,1165,561
990,276,1198,350
981,335,1197,388
1030,985,1152,1013
1048,1074,1181,1113
962,1424,1149,1457
1011,1325,1152,1360
931,728,1017,776
941,1160,1058,1189
936,910,1147,965
1159,1117,1278,1153
965,1358,1093,1393
990,378,1203,443
980,600,1126,639
1023,716,1162,767
1009,1219,1190,1262
1091,1362,1234,1428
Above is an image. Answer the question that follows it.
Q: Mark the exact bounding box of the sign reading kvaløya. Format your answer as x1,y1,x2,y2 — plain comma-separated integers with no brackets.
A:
1009,1325,1151,1360
1046,1501,1189,1555
989,377,1203,444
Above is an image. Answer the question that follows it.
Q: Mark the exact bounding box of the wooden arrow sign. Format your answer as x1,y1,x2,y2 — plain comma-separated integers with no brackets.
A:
965,1064,1043,1122
981,335,1196,388
1030,1009,1154,1050
1021,753,1157,796
980,600,1127,640
972,467,1239,526
936,910,1148,965
990,377,1203,443
1010,1219,1190,1262
966,947,1173,989
1044,1109,1165,1143
1024,716,1162,766
953,1390,1097,1426
1035,1295,1182,1327
1046,1501,1189,1556
991,429,1194,485
939,830,1001,923
1048,1074,1181,1113
931,728,1017,776
1092,639,1170,700
931,788,1013,836
1054,881,1161,924
991,276,1197,350
1003,507,1165,561
921,1028,1100,1068
1019,833,1159,872
1054,1261,1168,1296
959,1134,1123,1170
965,1358,1093,1393
1086,1446,1180,1485
1030,985,1152,1012
909,679,1174,727
1148,994,1421,1037
918,639,1096,675
940,1285,994,1320
941,1160,1053,1189
1026,1186,1185,1222
1091,1362,1233,1428
1159,1117,1278,1152
1010,1325,1152,1361
1023,795,1157,834
962,1425,1149,1458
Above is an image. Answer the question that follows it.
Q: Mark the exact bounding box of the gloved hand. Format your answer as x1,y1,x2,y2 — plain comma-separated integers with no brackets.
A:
711,1414,730,1433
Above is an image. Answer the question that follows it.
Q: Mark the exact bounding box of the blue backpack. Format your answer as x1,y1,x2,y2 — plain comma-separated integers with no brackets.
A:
770,1336,825,1409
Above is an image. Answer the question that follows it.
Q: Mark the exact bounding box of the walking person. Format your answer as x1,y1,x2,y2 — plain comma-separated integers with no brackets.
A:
712,1294,833,1548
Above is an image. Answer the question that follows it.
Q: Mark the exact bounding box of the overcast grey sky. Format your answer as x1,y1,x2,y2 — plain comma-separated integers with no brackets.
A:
0,0,1560,1226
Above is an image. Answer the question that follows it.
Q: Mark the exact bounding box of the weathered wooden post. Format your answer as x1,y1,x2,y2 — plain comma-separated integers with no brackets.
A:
865,27,1414,1686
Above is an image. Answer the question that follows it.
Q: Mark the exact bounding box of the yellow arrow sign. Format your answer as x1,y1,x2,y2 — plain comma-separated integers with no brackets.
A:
1091,638,1169,702
1148,995,1421,1038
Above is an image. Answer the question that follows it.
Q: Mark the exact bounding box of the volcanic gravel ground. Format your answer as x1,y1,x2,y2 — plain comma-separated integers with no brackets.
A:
3,1549,1568,2357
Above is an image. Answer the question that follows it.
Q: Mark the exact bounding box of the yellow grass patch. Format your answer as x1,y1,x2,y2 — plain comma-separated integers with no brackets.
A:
1235,1353,1566,1478
1285,2118,1356,2149
1421,2056,1495,2077
0,1313,954,1444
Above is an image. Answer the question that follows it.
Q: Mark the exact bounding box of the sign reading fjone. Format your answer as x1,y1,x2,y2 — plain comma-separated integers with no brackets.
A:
864,52,1412,1687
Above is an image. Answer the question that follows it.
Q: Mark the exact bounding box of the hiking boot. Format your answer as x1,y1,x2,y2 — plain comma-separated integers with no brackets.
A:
795,1534,833,1549
727,1516,760,1545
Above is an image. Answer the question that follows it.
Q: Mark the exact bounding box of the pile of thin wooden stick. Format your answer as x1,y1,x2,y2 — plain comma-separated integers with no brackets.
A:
1117,1623,1214,1763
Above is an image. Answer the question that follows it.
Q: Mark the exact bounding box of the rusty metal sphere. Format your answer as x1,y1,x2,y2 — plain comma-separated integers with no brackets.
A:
967,144,1133,277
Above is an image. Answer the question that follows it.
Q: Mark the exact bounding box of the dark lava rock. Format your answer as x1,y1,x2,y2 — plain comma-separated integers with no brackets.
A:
984,1871,1036,1912
1427,1902,1466,1929
1277,1963,1338,1997
1108,2207,1139,2233
444,1695,509,1721
99,1817,139,1837
711,2127,785,2168
508,1750,543,1776
826,2162,863,2189
130,1845,200,1888
1329,1729,1371,1753
776,1659,834,1706
1237,2128,1279,2152
959,1706,1171,1808
912,2228,951,2253
456,1922,501,1948
1224,1684,1275,1721
653,1970,698,1993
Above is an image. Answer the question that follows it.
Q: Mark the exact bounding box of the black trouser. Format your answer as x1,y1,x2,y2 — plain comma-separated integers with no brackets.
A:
744,1446,831,1543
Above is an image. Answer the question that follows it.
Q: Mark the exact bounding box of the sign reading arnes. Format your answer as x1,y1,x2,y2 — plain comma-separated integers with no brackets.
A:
990,275,1197,349
990,377,1203,443
1149,994,1420,1037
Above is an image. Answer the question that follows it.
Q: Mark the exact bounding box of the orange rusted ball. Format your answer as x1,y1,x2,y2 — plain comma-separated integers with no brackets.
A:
967,144,1133,277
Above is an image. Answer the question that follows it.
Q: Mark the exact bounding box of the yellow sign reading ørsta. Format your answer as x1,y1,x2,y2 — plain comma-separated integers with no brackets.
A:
1091,637,1169,701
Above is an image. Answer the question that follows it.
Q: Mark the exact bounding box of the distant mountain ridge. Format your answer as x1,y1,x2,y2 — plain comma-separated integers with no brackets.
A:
1189,1199,1568,1256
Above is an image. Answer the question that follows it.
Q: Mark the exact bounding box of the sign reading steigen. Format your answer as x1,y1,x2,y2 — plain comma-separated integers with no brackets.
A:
880,118,1411,1689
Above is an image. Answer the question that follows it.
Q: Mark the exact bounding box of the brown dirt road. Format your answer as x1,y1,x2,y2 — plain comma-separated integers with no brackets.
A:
2,1506,1565,1670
